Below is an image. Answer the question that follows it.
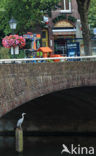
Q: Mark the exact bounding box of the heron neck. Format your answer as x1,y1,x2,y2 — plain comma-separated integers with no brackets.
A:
22,115,24,119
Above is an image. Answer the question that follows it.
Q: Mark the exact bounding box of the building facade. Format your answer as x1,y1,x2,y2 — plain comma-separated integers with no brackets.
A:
42,0,83,56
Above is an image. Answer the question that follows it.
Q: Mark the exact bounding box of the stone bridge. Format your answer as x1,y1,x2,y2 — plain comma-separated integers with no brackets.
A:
0,61,96,117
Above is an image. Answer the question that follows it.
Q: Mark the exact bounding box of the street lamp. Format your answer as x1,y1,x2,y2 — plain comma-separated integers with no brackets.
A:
9,17,17,34
9,17,17,58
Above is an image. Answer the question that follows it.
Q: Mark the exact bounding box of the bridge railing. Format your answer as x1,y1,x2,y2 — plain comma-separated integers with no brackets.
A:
0,56,96,64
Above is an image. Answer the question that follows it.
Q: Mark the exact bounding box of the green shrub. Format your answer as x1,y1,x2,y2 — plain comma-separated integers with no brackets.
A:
0,47,10,59
10,49,26,59
0,47,26,59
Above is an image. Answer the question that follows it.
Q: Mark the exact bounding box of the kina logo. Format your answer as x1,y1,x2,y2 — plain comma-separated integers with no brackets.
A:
61,144,95,155
61,144,70,154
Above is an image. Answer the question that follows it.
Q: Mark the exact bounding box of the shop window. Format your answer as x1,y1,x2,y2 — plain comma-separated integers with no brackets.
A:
61,0,71,13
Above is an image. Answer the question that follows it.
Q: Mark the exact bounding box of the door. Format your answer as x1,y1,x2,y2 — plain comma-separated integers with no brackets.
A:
42,29,48,47
54,38,67,55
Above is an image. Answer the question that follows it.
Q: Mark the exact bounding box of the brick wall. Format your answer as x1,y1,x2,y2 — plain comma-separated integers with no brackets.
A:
0,61,96,117
47,0,80,49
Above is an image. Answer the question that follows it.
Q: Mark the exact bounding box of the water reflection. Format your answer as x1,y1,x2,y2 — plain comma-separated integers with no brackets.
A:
0,136,96,156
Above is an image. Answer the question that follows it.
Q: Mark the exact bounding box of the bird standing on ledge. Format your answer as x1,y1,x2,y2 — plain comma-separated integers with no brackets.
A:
17,113,26,128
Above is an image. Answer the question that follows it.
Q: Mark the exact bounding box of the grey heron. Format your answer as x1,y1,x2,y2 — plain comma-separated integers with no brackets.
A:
17,113,26,128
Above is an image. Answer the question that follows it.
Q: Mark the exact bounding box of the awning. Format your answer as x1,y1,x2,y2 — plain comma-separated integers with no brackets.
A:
52,28,76,35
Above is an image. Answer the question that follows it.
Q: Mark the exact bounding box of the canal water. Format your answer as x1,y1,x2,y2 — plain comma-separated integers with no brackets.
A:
0,136,96,156
1,87,96,155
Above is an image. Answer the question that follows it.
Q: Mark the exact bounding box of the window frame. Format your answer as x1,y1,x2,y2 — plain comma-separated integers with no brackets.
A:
60,0,72,13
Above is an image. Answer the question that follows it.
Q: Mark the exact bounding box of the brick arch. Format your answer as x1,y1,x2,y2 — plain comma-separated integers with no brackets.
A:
0,61,96,117
52,15,76,28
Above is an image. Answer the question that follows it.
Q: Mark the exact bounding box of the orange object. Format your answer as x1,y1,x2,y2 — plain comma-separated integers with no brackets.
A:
51,54,62,62
33,41,36,50
37,47,53,53
37,47,53,58
43,53,48,58
36,34,41,38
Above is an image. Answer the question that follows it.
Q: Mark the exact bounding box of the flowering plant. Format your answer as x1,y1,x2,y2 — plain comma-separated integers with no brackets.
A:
2,35,26,48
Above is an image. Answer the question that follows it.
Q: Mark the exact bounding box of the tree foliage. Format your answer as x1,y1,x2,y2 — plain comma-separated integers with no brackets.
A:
0,0,93,56
88,0,96,28
0,0,60,36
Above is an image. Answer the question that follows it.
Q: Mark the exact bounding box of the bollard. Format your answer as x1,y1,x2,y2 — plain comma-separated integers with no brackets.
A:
15,128,23,153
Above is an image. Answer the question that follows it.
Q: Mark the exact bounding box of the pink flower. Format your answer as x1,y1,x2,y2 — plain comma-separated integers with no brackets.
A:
2,35,26,48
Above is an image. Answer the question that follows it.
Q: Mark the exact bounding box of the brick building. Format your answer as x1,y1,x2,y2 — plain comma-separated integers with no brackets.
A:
42,0,82,56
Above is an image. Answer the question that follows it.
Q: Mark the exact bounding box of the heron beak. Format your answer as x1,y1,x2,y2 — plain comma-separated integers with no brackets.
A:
22,113,26,116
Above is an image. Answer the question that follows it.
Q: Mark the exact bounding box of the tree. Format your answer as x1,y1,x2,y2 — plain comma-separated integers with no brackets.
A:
0,0,60,36
88,0,96,28
76,0,91,56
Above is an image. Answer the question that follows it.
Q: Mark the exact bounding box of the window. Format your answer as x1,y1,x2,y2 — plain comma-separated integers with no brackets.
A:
61,0,71,13
42,31,46,39
42,29,48,47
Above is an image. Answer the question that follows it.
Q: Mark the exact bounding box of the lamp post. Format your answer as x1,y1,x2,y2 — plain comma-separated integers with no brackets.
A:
9,17,17,34
9,17,17,58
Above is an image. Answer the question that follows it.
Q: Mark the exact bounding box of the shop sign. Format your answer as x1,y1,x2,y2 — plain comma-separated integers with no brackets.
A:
54,20,73,28
23,33,41,39
67,42,80,56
